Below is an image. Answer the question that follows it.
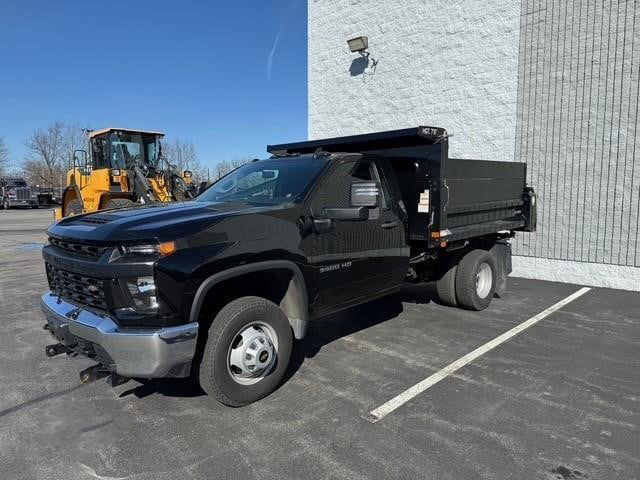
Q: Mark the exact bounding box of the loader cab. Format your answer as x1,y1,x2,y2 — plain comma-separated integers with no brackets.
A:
54,126,196,220
88,128,164,172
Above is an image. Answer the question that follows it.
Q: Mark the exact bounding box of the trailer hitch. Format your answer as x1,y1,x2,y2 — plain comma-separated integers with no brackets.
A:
45,343,70,357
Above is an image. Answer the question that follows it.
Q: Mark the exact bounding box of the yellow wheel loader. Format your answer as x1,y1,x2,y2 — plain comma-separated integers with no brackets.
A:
54,128,194,220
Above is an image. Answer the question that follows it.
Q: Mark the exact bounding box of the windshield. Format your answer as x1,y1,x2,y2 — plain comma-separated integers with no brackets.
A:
107,132,159,170
6,179,27,187
197,156,328,205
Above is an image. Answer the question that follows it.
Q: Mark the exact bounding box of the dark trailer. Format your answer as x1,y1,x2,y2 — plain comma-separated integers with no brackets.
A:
268,126,536,250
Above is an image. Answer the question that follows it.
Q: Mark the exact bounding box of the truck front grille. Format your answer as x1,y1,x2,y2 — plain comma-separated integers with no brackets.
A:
45,264,107,310
16,187,31,200
49,237,111,259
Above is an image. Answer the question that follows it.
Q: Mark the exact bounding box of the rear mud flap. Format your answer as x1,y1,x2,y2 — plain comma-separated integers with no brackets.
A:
491,241,512,298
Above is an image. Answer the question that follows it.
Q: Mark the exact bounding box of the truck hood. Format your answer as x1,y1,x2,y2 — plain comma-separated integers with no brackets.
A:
47,201,287,243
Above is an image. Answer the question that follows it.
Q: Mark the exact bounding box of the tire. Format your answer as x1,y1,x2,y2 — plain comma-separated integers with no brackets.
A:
198,296,293,407
65,199,82,216
105,198,136,209
455,249,497,311
31,205,39,209
436,256,458,307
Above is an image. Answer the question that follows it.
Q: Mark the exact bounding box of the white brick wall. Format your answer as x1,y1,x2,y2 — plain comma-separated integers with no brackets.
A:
308,0,521,161
309,0,640,290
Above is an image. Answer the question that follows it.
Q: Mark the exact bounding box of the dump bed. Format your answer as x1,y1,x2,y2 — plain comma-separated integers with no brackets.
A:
268,126,536,248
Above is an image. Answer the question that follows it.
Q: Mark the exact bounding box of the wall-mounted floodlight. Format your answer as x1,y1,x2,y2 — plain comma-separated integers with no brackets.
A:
347,36,369,53
347,36,378,71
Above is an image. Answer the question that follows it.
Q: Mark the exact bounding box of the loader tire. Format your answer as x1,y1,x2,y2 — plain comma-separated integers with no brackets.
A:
65,199,82,216
105,198,136,209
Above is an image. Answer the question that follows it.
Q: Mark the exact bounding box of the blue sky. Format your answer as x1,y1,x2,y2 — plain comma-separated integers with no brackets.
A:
0,0,307,172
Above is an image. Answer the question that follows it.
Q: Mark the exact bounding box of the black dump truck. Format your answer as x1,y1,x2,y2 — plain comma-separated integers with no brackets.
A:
40,127,536,406
1,177,39,209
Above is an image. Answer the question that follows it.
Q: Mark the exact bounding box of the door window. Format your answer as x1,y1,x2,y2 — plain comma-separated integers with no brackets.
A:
311,159,385,216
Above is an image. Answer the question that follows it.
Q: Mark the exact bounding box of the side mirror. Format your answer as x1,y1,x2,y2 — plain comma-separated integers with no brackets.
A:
183,170,193,179
351,181,380,207
322,206,369,221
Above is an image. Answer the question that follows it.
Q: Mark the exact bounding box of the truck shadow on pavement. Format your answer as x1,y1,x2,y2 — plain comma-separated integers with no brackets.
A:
283,283,437,383
118,284,437,400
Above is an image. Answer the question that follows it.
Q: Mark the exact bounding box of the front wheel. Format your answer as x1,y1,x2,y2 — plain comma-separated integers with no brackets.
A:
198,296,293,406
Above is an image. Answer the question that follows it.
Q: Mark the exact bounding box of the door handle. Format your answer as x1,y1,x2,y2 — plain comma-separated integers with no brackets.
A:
313,218,333,233
381,221,398,229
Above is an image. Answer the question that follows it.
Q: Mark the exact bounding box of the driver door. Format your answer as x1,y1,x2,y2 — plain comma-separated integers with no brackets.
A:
303,156,408,315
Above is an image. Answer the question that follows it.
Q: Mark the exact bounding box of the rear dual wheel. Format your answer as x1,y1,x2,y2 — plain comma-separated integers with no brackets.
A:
198,296,293,407
435,256,458,307
456,249,497,311
436,249,497,311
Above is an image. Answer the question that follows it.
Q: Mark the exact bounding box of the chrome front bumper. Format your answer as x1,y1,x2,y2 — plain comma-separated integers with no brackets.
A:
8,199,37,207
40,292,198,378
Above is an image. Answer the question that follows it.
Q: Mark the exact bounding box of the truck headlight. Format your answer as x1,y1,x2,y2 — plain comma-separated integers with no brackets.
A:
126,276,159,314
120,241,176,257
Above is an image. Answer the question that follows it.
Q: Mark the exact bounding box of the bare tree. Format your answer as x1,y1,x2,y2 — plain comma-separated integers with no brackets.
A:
0,136,9,175
63,122,86,165
163,138,207,182
24,121,66,189
166,139,196,171
214,160,231,180
213,157,251,180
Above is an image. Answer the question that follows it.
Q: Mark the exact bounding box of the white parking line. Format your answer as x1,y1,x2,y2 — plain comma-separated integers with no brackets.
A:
366,287,592,422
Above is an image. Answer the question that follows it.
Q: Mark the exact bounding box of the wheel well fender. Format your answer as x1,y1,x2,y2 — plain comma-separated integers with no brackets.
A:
189,260,310,339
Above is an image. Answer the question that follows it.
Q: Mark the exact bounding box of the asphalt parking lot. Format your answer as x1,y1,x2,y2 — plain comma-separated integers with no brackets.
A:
1,208,639,480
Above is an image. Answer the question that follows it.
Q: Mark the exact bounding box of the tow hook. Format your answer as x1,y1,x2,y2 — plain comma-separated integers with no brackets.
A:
107,373,130,387
45,343,69,357
79,364,130,387
79,364,110,384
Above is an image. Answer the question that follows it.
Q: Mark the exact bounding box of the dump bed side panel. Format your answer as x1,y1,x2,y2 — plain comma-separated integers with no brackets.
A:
386,157,529,245
442,159,527,242
445,159,526,206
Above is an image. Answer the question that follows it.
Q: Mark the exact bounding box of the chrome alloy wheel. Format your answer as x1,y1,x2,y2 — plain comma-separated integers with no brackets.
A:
475,262,493,299
227,322,278,385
